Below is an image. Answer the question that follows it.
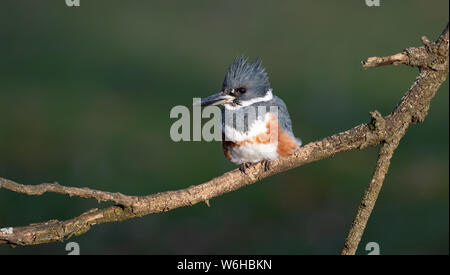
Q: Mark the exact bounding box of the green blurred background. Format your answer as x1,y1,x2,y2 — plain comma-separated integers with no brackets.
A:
0,0,448,255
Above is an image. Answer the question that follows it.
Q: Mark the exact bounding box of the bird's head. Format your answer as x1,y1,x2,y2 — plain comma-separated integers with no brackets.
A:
201,56,272,108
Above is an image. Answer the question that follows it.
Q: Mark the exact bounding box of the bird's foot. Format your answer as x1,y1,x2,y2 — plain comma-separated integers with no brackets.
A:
261,159,271,171
239,162,252,175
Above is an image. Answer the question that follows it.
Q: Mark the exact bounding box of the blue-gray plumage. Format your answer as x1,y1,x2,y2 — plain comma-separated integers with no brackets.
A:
222,56,270,103
201,56,301,170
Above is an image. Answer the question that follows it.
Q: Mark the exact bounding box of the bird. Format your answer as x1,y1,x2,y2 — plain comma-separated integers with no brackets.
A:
200,56,302,173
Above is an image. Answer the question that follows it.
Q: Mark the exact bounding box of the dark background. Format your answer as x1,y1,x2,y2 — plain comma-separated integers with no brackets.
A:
0,0,448,254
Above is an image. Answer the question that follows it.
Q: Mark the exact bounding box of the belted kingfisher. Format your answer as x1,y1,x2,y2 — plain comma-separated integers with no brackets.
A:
201,56,301,172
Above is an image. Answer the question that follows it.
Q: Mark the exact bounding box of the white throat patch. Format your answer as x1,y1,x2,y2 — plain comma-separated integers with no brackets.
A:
224,89,273,111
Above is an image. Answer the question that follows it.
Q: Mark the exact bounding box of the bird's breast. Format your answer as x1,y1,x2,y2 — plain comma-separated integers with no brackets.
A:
222,112,299,164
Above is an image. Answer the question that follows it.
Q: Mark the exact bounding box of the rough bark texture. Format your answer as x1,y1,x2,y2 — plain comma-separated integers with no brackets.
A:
341,24,449,255
0,23,448,251
341,134,402,255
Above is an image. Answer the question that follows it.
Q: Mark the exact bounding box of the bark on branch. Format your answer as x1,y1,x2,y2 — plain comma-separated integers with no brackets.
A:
1,23,448,251
341,130,403,255
341,23,449,255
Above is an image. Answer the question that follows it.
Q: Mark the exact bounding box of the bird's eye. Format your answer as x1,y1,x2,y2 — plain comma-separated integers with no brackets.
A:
238,87,247,93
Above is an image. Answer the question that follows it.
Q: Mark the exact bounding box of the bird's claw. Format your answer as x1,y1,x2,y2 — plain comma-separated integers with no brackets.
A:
239,162,251,175
262,160,271,171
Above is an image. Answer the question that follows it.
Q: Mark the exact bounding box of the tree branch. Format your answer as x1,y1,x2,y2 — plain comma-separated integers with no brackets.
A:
362,52,408,69
1,23,448,249
0,178,139,207
341,130,402,255
341,23,449,255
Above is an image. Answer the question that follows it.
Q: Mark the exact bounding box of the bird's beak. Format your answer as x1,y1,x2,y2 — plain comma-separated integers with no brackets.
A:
199,92,235,106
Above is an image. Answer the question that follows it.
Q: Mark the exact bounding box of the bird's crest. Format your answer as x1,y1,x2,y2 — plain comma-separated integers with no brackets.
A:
222,55,271,92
